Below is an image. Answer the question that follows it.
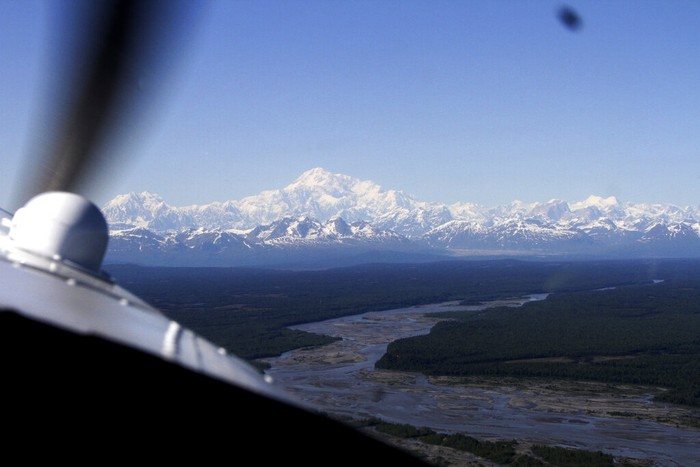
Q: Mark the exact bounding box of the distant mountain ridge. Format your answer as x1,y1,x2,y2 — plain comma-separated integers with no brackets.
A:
103,168,700,267
103,167,442,233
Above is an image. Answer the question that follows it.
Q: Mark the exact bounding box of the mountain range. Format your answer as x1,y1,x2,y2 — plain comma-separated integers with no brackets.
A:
103,167,700,268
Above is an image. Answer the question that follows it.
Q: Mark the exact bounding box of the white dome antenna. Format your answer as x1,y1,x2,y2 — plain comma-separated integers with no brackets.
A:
9,192,109,273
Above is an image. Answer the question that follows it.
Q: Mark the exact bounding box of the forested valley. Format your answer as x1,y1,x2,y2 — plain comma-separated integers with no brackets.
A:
376,278,700,407
107,258,700,406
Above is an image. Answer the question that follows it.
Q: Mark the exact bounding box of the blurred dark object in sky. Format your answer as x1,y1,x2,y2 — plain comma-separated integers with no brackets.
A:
13,0,197,211
558,5,582,31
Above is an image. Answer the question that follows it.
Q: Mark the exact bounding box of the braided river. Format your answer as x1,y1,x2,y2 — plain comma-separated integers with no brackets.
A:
264,297,700,466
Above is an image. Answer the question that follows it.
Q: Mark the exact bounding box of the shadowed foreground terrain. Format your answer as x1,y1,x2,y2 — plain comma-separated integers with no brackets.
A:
107,258,700,407
106,258,700,465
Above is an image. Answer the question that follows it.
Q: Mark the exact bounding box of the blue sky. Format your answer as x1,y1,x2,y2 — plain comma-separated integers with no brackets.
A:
2,1,700,210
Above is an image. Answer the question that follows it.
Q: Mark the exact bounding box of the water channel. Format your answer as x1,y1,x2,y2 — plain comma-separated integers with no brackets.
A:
263,296,700,466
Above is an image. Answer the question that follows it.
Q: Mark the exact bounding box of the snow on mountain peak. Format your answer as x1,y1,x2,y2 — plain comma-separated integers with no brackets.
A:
288,167,355,192
291,167,336,183
102,169,700,265
104,191,165,209
570,195,619,211
102,191,171,229
101,170,700,253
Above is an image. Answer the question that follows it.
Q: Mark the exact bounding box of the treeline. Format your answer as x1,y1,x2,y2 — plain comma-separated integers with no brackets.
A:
105,258,692,360
376,279,700,406
354,418,634,466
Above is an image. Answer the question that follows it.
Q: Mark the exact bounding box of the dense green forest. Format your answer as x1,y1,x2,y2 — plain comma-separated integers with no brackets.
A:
376,279,700,406
107,258,700,405
352,418,634,466
107,258,673,359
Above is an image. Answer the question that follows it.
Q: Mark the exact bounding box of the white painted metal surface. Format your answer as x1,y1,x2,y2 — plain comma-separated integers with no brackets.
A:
9,192,109,272
0,194,293,405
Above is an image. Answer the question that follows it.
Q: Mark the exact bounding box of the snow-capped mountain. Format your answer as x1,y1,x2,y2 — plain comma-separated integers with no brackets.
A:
103,167,446,233
103,168,700,267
